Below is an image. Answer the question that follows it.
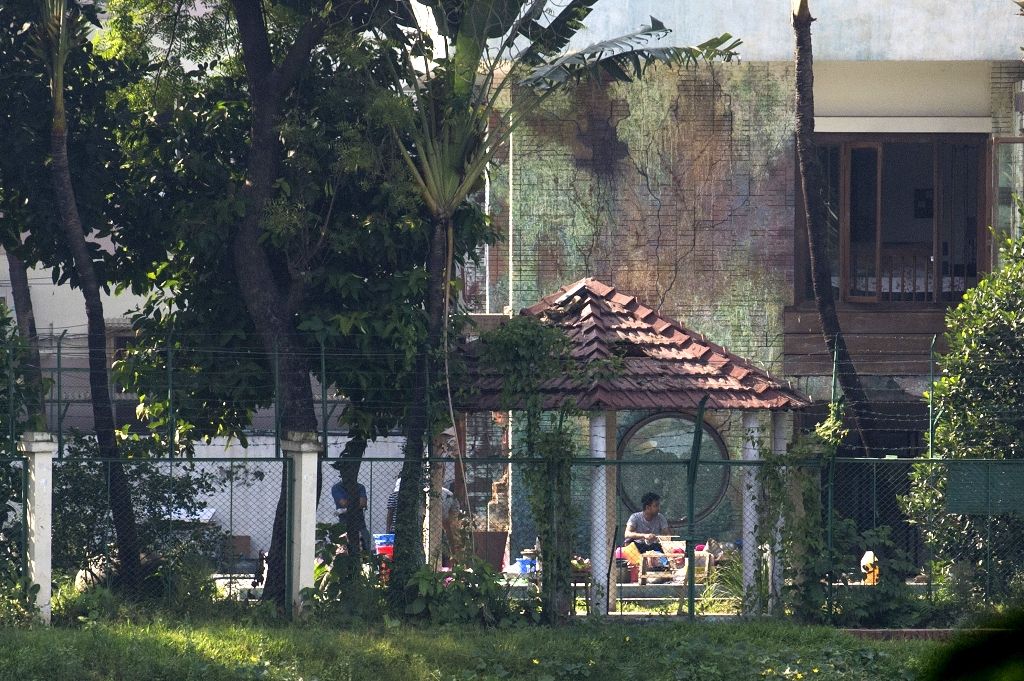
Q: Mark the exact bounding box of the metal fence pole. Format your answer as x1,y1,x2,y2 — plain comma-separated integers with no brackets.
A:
686,395,708,620
826,455,835,624
285,455,294,617
985,459,993,605
320,338,328,459
928,335,936,459
7,346,14,456
167,341,174,458
826,347,838,623
927,336,936,600
871,461,878,529
56,331,65,458
228,460,236,599
274,340,281,458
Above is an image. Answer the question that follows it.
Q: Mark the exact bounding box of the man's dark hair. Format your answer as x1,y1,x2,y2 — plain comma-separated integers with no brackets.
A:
641,492,661,509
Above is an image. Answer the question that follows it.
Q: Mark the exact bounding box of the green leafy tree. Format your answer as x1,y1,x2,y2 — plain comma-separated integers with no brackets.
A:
904,221,1024,605
0,0,148,589
104,1,493,605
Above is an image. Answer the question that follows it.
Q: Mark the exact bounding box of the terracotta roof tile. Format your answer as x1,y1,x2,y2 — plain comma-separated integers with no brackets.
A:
458,278,811,412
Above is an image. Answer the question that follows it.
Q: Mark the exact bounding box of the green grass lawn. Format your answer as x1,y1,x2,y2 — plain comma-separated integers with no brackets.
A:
0,619,937,681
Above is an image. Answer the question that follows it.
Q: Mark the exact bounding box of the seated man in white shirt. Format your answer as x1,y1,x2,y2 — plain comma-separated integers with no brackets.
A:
624,492,669,554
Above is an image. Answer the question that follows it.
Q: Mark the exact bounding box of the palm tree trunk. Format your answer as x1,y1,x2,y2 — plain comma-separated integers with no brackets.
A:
5,250,46,430
792,0,874,455
49,125,143,590
389,215,449,608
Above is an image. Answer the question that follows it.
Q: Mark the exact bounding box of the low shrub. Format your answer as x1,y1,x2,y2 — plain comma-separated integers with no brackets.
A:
52,577,120,625
303,520,388,622
405,556,539,625
0,578,37,627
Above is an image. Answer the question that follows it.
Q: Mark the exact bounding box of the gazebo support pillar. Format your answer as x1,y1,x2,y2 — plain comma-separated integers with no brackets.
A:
589,410,616,615
741,412,762,611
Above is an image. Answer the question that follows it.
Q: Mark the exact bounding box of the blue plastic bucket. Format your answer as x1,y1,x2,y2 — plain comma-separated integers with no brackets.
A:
516,558,537,573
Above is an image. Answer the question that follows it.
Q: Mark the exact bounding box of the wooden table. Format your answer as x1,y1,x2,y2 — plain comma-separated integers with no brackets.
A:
571,569,592,615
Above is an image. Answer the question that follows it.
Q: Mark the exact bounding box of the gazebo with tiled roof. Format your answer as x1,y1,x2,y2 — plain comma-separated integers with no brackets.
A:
459,278,810,615
464,277,809,413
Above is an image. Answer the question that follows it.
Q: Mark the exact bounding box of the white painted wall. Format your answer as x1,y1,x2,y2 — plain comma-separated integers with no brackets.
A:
569,0,1023,62
0,252,143,335
192,436,405,556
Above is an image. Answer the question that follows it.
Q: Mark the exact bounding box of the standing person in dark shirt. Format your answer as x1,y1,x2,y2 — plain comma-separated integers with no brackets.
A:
332,478,370,552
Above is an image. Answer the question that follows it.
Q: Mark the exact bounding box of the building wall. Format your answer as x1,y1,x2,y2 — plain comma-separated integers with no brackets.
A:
568,1,1023,62
495,62,798,377
0,249,143,335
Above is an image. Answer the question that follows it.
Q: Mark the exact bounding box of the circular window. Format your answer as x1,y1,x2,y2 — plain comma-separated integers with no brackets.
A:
617,413,730,526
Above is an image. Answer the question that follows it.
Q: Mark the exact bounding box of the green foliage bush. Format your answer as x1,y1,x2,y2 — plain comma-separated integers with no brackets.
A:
0,579,38,627
758,434,936,627
52,435,228,605
404,557,537,626
304,520,388,622
903,224,1024,608
52,577,119,625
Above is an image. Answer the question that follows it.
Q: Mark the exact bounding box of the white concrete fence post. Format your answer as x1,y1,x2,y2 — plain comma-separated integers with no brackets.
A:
19,432,56,625
740,412,762,613
589,410,616,615
281,431,320,618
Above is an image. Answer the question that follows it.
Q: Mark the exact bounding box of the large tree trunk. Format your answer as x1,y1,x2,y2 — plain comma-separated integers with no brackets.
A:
49,124,143,591
389,215,449,608
230,0,325,610
5,250,46,430
792,0,874,455
252,339,316,609
232,217,316,607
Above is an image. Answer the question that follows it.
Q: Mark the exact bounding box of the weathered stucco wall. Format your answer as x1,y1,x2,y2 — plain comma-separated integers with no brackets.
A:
495,62,797,378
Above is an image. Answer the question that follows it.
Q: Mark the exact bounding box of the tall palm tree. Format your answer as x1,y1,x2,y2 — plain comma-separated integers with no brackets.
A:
32,0,143,588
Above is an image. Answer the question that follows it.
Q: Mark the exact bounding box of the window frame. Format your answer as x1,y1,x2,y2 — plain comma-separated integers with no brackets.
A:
799,132,989,307
841,142,884,302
